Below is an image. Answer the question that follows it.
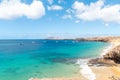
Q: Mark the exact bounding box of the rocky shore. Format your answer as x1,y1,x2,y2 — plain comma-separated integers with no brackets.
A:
103,44,120,63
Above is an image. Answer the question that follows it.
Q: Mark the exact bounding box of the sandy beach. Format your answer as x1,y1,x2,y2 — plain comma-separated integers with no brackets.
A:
91,66,120,80
29,66,120,80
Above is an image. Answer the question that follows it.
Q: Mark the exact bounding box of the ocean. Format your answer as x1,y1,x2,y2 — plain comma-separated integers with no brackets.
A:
0,40,110,80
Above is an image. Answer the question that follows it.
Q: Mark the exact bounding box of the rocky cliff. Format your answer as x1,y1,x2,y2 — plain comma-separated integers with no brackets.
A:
103,45,120,63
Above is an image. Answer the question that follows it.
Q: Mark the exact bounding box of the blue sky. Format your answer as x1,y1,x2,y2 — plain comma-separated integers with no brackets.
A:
0,0,120,39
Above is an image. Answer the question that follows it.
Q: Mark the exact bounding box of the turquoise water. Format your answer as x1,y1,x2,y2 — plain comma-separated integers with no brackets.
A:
0,40,109,80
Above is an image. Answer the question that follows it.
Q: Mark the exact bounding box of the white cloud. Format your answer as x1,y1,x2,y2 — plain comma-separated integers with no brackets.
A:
72,0,120,23
75,20,80,23
0,0,45,19
101,5,120,23
48,0,53,4
62,14,72,19
48,5,63,10
105,23,109,26
58,0,64,4
66,9,74,14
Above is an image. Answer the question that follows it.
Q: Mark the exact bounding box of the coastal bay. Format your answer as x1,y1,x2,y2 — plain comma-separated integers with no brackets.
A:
30,37,120,80
0,39,109,80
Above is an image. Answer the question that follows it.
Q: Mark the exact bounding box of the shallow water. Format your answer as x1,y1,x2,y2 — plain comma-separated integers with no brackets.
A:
0,40,109,80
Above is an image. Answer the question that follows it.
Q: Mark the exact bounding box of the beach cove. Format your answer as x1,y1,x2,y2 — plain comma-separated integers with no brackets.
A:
30,37,120,80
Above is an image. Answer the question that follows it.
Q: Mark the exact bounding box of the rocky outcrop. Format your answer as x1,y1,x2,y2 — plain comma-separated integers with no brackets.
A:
89,58,116,66
103,45,120,63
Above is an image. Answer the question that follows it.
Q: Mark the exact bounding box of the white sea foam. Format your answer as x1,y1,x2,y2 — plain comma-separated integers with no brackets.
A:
76,59,96,80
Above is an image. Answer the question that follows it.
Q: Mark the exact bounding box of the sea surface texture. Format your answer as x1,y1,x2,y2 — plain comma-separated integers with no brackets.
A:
0,40,109,80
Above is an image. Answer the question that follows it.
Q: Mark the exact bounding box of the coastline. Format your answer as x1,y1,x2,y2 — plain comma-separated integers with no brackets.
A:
29,37,120,80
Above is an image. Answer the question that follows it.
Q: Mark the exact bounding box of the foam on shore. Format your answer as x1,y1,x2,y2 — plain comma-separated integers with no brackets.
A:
76,59,96,80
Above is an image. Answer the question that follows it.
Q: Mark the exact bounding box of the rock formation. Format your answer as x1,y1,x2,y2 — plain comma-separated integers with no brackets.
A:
103,45,120,63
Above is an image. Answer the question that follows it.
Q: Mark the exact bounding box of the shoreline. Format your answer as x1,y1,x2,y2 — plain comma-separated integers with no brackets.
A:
29,37,120,80
76,59,96,80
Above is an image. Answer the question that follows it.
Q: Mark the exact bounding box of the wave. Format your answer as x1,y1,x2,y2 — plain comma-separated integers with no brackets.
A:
76,59,96,80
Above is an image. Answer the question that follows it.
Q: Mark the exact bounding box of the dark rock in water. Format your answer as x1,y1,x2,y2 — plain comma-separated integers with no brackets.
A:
34,65,39,68
47,57,77,64
3,67,20,74
104,45,120,63
19,43,24,45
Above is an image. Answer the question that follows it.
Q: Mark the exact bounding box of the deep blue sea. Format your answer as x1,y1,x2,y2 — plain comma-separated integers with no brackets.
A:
0,40,109,80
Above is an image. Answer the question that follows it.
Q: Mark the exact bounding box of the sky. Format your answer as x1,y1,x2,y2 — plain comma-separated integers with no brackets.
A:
0,0,120,39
